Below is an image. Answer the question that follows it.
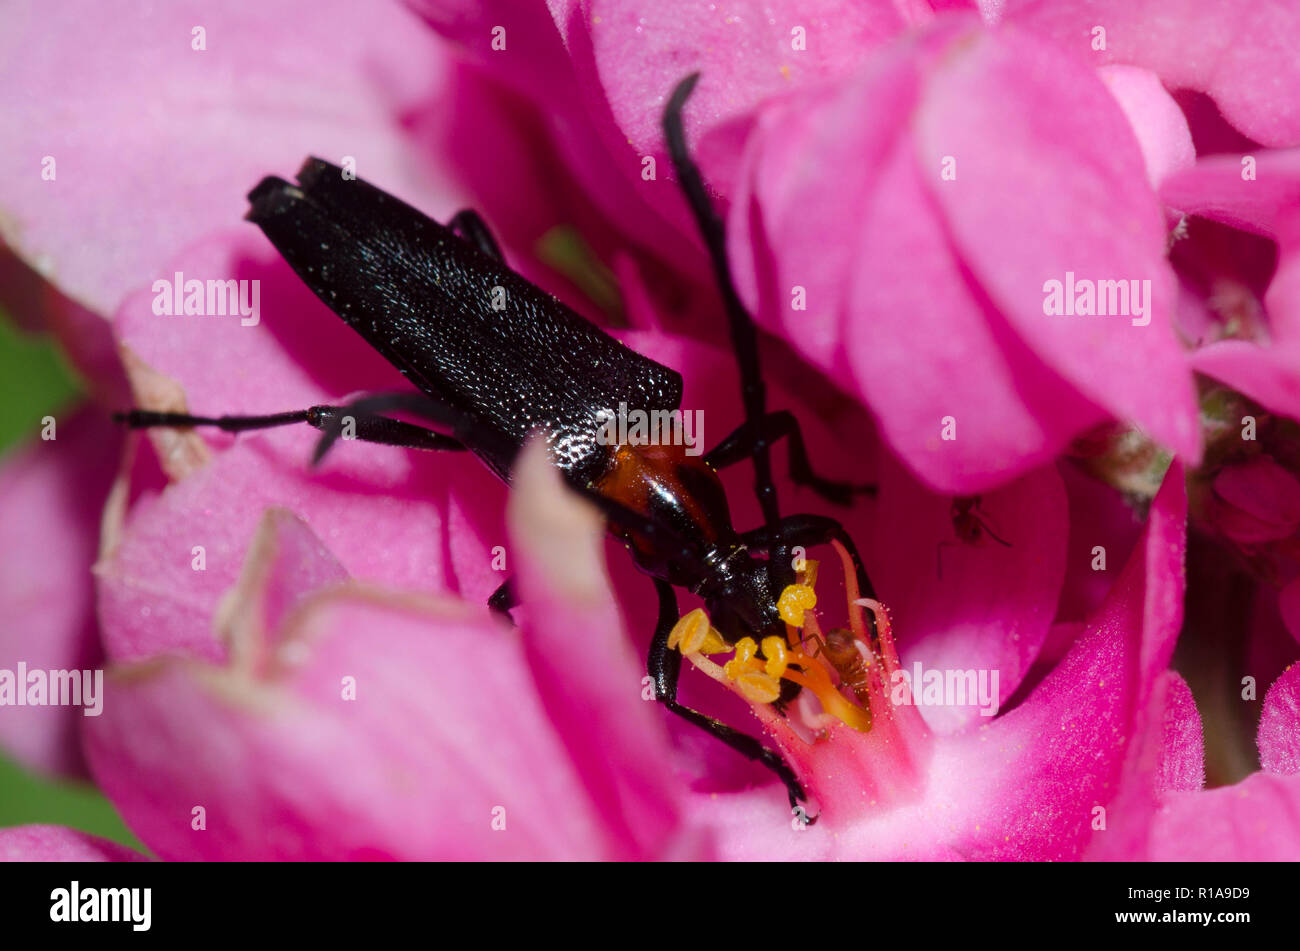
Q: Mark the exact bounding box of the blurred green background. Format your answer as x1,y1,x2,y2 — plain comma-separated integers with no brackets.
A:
0,305,141,851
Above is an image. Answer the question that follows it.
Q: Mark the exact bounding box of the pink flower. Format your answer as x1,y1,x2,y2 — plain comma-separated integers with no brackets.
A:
0,825,146,862
4,444,1189,860
1157,144,1300,652
415,1,1299,493
694,463,1187,859
1161,148,1300,420
76,448,707,860
0,410,117,777
1106,661,1300,861
725,15,1199,492
1,0,1297,862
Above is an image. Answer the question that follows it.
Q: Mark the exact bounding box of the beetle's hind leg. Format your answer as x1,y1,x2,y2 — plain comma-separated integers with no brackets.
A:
649,579,814,822
706,410,876,506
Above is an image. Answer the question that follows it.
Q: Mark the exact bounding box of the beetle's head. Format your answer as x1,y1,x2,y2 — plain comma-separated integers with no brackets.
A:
670,544,878,736
700,546,792,644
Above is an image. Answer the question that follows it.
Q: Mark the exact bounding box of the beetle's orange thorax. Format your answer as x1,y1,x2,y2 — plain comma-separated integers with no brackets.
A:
591,443,731,552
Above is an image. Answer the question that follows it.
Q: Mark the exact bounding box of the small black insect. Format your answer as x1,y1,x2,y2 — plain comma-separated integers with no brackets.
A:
937,495,1013,579
116,74,877,819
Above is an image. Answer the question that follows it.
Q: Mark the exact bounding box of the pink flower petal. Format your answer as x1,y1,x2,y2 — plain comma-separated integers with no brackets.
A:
847,123,1107,491
85,595,609,859
1258,663,1300,774
0,825,146,862
1055,460,1147,624
583,0,914,196
508,440,700,857
113,230,415,481
409,0,715,285
87,505,692,859
1158,670,1206,792
699,461,1187,859
728,37,922,377
1083,669,1185,859
1160,149,1300,240
734,46,1105,490
1154,154,1300,415
957,461,1186,860
1210,455,1300,544
1190,340,1300,421
0,409,119,776
213,508,350,669
1006,0,1300,147
956,459,1190,862
733,19,1195,490
1096,65,1195,189
95,438,462,661
0,0,452,316
915,23,1199,464
869,458,1068,732
1148,771,1300,860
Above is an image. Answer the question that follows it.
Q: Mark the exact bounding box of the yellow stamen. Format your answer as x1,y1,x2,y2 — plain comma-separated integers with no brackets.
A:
667,608,729,655
733,669,783,704
799,559,819,588
668,548,887,736
778,583,817,627
781,662,873,732
720,636,782,702
778,561,876,732
723,637,759,680
762,636,788,678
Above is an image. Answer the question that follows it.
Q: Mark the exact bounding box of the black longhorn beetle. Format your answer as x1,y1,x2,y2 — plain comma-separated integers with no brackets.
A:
116,74,878,820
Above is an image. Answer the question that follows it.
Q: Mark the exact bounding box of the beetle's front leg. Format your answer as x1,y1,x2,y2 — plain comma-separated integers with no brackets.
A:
741,514,878,642
647,579,813,821
706,410,876,506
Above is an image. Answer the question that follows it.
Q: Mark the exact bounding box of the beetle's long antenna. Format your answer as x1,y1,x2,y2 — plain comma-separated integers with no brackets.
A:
663,73,787,581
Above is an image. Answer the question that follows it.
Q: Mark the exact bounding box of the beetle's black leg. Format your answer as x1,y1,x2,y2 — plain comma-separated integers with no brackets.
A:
741,514,879,641
306,391,482,465
488,578,516,624
448,209,504,262
706,410,876,506
114,406,465,458
664,73,786,575
116,408,312,433
307,406,464,463
648,579,812,819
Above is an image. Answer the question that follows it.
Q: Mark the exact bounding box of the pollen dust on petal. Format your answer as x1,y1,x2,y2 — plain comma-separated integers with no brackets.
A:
119,344,210,480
